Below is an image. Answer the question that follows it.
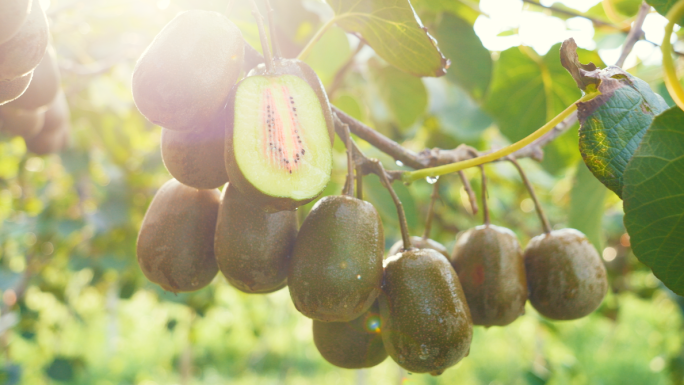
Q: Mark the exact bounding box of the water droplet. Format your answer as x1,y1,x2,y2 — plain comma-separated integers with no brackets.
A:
356,274,361,279
419,344,430,360
426,176,439,184
395,160,404,167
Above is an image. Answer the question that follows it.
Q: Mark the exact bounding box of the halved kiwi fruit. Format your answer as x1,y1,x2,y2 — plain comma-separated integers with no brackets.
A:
0,0,31,45
0,0,48,81
132,10,244,132
225,59,334,212
137,179,220,293
0,71,32,105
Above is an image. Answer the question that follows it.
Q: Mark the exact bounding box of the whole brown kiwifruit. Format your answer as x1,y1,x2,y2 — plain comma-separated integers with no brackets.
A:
0,71,32,105
387,235,449,259
161,109,228,190
380,248,473,376
524,228,608,320
24,91,70,154
132,10,244,131
450,224,527,327
312,301,387,369
8,47,59,110
0,0,31,45
0,104,44,139
136,179,220,293
0,0,48,81
214,183,297,294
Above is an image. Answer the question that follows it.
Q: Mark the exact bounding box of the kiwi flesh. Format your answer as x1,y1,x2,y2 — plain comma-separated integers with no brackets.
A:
137,179,220,293
387,235,449,259
8,47,59,110
313,301,388,369
0,71,32,105
214,183,297,294
380,249,473,375
0,0,48,81
288,195,384,322
24,92,69,154
450,225,527,327
161,109,228,190
0,0,31,45
524,228,608,320
225,59,334,212
132,10,244,132
0,104,44,139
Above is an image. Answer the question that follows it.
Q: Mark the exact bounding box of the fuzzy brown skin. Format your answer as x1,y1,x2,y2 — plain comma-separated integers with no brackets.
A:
137,179,220,293
0,71,32,105
224,59,334,212
524,229,608,320
214,184,297,294
388,236,449,259
161,110,228,190
380,249,473,376
0,104,44,139
0,0,48,81
313,301,387,369
288,196,384,322
8,47,59,110
0,0,31,45
23,91,70,154
132,10,244,132
450,225,527,327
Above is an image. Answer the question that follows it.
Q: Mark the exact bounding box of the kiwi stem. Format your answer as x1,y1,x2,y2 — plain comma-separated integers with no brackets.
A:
355,165,364,200
371,159,412,251
508,157,553,234
249,0,274,73
422,180,440,240
480,165,490,227
458,170,479,215
263,0,282,59
297,18,337,61
342,124,355,197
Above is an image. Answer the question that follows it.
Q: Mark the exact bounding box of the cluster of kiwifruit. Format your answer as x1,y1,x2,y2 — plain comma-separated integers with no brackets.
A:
133,10,609,376
0,0,71,155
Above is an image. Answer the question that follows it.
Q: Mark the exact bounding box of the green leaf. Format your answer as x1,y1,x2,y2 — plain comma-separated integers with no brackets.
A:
326,0,449,77
429,79,492,143
370,64,428,128
623,106,684,296
646,0,684,26
303,26,351,87
432,13,492,101
606,0,643,18
411,0,481,23
569,161,608,251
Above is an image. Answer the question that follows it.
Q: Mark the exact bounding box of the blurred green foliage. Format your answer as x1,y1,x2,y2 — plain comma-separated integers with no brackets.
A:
0,0,682,384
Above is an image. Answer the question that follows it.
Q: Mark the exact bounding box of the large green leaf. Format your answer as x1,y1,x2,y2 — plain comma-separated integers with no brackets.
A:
646,0,684,25
411,0,480,23
569,161,608,251
432,12,491,101
623,107,684,296
370,64,428,128
326,0,448,77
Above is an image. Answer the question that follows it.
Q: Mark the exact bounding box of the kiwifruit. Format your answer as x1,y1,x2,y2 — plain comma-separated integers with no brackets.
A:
132,10,244,131
24,92,70,154
380,249,472,375
0,104,44,139
225,59,334,212
524,228,608,320
8,47,59,110
288,195,384,322
387,236,449,259
0,71,32,105
0,0,48,81
214,183,297,294
312,301,387,369
137,179,220,293
450,225,527,327
161,109,228,190
0,0,31,45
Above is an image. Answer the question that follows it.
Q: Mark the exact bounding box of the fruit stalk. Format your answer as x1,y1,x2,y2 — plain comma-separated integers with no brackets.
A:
401,92,600,184
264,0,282,59
508,157,552,234
249,0,273,73
459,170,479,215
341,122,355,197
422,180,439,239
662,0,684,110
371,159,411,251
479,165,490,226
355,164,364,200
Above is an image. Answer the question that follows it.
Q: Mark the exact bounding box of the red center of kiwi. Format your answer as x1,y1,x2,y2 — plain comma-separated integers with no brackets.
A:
262,85,306,174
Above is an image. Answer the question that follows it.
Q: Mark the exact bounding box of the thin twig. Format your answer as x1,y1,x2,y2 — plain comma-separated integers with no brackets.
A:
422,181,440,239
370,159,412,251
508,157,552,234
458,171,479,215
480,165,490,226
521,0,621,29
249,0,273,73
616,2,650,68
